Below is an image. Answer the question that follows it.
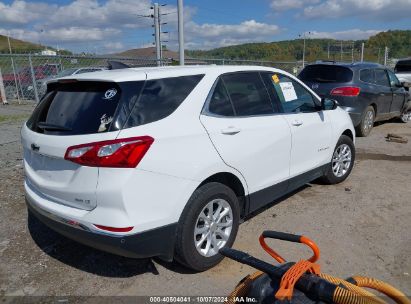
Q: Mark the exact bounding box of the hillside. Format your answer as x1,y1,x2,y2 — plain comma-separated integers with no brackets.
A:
0,35,45,53
0,35,71,55
114,47,178,59
186,30,411,62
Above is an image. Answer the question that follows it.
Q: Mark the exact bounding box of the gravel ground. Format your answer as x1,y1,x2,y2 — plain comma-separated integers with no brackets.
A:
0,103,410,299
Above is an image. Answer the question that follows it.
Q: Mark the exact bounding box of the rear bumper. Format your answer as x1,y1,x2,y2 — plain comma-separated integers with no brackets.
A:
27,199,177,261
339,106,362,126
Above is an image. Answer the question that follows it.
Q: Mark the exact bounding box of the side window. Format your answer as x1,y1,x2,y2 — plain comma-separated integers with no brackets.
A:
208,79,235,116
387,70,401,87
374,69,390,87
126,74,204,128
265,73,318,113
222,72,274,116
360,69,374,84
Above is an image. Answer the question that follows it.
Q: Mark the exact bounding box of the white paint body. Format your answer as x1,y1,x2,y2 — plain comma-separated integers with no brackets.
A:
22,65,355,240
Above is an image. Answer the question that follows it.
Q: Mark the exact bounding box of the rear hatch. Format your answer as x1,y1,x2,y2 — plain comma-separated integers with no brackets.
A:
298,64,354,97
22,80,142,210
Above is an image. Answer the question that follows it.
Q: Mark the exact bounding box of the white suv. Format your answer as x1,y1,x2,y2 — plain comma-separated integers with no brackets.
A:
22,66,355,271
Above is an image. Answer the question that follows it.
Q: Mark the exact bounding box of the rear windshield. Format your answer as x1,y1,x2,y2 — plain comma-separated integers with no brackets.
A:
298,65,353,83
395,60,411,73
27,75,204,135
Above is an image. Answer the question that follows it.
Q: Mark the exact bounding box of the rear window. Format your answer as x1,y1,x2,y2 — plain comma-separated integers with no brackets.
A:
395,60,411,73
27,75,204,135
27,81,129,135
299,65,353,83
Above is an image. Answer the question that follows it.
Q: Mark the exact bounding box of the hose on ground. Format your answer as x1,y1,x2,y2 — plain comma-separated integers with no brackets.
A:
349,276,411,304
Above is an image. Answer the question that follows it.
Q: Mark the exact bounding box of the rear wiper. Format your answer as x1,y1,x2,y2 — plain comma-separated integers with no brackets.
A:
37,122,72,131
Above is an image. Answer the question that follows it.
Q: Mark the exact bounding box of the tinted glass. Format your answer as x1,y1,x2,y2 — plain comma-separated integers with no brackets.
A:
266,73,318,113
76,68,101,74
375,69,389,86
208,79,235,116
56,68,78,77
27,81,128,135
387,70,401,87
126,75,204,127
299,65,353,83
395,60,411,73
222,72,273,116
360,69,374,83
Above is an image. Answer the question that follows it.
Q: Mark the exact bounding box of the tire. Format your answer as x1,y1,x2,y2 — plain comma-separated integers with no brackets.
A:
321,135,355,185
356,106,375,137
174,182,240,271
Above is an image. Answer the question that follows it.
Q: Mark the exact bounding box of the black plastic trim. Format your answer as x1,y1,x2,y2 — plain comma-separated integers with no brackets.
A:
27,202,177,261
246,164,328,215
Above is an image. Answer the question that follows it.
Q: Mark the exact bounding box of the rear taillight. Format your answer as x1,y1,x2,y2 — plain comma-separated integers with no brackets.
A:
65,136,154,168
330,86,360,96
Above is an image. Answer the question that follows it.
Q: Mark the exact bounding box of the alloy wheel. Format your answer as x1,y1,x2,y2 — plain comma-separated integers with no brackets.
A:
401,111,411,123
363,110,374,133
332,144,352,178
194,199,233,257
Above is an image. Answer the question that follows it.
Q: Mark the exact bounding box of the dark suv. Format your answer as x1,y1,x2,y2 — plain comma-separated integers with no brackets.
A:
298,62,410,136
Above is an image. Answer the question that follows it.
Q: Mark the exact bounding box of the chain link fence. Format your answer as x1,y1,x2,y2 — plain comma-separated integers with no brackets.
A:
1,51,395,104
0,53,302,103
0,54,166,103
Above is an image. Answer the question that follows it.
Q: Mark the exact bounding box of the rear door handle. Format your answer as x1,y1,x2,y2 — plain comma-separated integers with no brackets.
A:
291,120,303,126
221,127,241,135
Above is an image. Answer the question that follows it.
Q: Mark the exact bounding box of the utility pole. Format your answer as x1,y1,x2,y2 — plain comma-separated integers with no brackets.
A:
153,3,161,66
7,33,20,103
327,42,330,59
340,41,343,61
377,48,381,64
360,42,364,62
384,46,388,66
299,32,311,68
351,42,354,62
178,0,184,65
158,4,169,65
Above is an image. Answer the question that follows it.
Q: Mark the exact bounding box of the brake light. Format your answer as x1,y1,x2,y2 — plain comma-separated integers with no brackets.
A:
330,86,360,96
65,136,154,168
94,224,134,232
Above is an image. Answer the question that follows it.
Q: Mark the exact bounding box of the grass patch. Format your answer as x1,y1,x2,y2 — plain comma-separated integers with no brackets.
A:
0,114,30,123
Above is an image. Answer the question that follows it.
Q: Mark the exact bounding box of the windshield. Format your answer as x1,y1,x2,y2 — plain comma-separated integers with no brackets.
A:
299,65,353,83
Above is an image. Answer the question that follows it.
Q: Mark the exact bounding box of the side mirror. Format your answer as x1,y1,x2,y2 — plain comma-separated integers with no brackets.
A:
395,83,403,88
321,98,338,110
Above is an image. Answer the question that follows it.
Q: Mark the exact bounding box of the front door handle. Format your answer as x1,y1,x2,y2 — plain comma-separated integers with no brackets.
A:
221,127,241,135
291,120,303,126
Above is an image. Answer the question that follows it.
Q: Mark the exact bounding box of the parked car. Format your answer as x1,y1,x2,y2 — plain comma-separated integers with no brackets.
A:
394,58,411,88
22,66,355,271
3,64,59,99
298,62,411,136
37,67,106,97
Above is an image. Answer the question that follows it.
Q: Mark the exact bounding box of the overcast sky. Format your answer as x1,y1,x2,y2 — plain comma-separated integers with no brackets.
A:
0,0,410,53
